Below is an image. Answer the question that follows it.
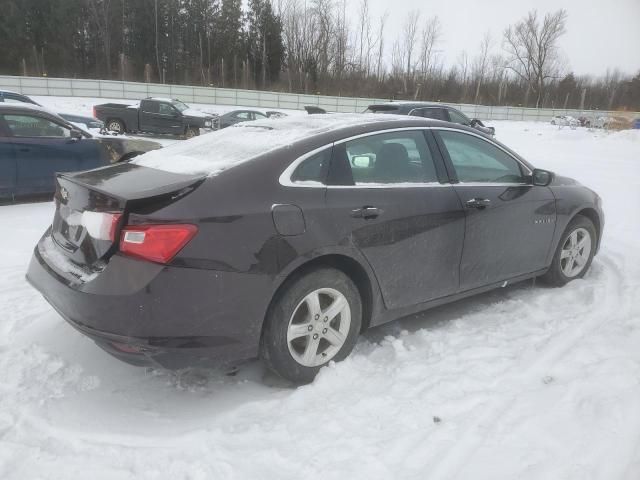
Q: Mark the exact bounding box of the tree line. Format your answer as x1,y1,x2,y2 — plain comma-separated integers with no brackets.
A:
1,0,638,111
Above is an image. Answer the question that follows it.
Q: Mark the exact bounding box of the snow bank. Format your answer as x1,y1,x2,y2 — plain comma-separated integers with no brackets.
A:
132,113,406,176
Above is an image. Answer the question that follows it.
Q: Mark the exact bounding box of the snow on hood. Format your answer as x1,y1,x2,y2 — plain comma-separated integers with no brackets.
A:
181,108,211,119
133,113,408,176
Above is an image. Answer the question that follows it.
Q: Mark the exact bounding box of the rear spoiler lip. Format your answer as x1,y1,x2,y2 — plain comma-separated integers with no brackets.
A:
56,165,206,204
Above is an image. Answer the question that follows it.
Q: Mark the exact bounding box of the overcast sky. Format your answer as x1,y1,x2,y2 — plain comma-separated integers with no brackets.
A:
345,0,639,76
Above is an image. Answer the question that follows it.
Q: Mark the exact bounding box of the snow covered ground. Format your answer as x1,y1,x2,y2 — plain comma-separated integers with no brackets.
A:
1,108,639,479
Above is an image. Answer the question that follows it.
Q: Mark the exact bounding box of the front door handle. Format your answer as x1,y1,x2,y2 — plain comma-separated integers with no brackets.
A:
465,198,491,209
350,206,382,219
18,147,30,153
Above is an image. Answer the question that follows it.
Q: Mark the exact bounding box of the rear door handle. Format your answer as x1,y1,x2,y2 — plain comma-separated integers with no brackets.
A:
350,206,382,219
18,147,30,152
465,198,491,209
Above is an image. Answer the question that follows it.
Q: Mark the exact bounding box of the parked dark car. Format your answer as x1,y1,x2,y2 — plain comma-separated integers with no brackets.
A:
94,98,215,137
366,102,496,136
0,90,104,129
305,106,328,114
0,104,160,201
27,114,603,384
217,109,268,128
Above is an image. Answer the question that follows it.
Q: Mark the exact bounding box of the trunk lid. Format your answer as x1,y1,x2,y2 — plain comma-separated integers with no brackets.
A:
50,162,204,270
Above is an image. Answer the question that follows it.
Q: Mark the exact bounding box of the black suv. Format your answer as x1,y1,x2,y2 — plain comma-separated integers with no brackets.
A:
366,102,495,136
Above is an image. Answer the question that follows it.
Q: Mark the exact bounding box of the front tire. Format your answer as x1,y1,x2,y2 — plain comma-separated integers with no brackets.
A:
541,214,597,286
261,268,362,384
185,127,199,139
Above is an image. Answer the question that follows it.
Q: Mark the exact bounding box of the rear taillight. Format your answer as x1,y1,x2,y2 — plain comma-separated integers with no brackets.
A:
119,224,198,264
92,106,97,118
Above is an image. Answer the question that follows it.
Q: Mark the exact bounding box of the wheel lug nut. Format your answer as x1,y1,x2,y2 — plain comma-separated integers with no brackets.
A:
314,314,320,320
322,328,328,334
313,334,319,340
323,317,328,322
308,325,313,331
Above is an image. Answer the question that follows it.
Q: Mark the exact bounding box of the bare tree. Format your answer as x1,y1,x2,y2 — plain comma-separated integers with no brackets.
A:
503,9,568,107
400,10,420,93
472,32,492,104
457,50,470,102
416,16,441,99
87,0,113,76
375,12,389,81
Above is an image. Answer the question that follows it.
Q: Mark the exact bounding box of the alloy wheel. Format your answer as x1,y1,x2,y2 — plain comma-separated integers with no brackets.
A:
560,227,592,278
286,288,351,367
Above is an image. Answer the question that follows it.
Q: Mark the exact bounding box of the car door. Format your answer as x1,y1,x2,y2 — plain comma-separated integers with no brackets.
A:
155,102,184,134
3,113,104,196
434,129,557,291
0,119,17,200
324,129,466,310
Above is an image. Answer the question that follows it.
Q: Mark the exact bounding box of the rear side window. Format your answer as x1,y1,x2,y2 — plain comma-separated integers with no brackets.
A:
332,130,439,185
290,148,331,185
141,101,159,113
438,130,524,183
415,108,447,121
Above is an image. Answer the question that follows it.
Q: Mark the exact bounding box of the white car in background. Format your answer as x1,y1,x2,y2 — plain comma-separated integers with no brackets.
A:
550,115,579,129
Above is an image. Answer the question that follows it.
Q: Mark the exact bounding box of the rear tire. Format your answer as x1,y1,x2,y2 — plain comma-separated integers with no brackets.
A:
107,119,125,134
541,214,597,286
260,268,362,385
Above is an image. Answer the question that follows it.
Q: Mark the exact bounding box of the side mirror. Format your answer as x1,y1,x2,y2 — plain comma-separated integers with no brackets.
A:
69,128,83,140
470,118,485,127
532,168,554,186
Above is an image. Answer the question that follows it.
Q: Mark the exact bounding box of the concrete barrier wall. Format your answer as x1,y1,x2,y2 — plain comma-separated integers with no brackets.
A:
1,75,637,121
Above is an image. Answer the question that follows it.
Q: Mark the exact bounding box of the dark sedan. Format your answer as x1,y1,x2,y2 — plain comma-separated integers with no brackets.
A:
27,114,603,384
217,109,268,128
366,102,496,136
0,90,104,129
0,104,161,201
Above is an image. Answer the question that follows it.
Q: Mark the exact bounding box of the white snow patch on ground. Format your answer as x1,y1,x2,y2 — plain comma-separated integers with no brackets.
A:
0,117,640,479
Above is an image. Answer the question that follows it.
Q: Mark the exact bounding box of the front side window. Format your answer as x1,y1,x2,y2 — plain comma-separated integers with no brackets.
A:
333,130,439,185
3,114,71,138
447,109,470,125
253,112,267,120
438,130,525,183
158,103,175,115
234,112,252,120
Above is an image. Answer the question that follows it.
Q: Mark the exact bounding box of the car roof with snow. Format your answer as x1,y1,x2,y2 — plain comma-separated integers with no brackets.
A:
133,113,495,177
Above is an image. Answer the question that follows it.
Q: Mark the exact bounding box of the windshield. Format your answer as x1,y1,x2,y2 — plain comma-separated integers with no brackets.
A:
172,100,189,112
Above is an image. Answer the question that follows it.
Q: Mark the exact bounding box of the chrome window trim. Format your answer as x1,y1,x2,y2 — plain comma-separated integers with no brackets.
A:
279,126,533,189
